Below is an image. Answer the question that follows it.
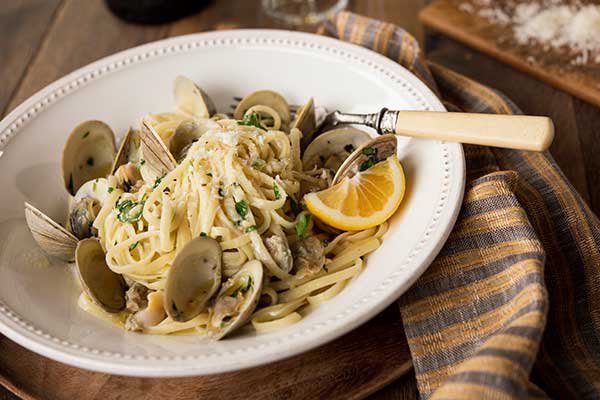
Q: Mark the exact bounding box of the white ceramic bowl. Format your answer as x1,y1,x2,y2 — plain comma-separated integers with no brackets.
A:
0,30,464,377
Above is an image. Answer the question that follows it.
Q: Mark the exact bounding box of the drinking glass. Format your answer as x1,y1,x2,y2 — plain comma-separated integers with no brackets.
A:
262,0,348,26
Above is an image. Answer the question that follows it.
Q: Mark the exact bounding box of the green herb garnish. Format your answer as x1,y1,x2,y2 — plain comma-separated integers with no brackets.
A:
273,183,281,200
200,232,207,237
86,157,94,166
235,200,248,218
290,198,301,215
153,174,165,189
230,286,242,298
246,276,253,290
237,111,265,130
82,131,90,139
295,213,311,239
107,186,114,193
245,225,257,233
362,147,377,156
206,172,212,177
116,197,145,223
139,159,145,166
359,158,377,171
92,181,97,192
129,242,139,251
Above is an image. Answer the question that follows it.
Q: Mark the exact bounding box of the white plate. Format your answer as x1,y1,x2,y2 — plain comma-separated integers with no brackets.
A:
0,30,464,377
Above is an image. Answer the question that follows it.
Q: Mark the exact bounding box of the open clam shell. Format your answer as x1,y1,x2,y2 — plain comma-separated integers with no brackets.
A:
233,90,291,125
173,75,216,118
332,135,398,185
75,238,126,313
292,97,316,148
111,127,141,174
208,259,263,340
24,202,78,262
68,178,110,239
139,119,177,183
169,118,219,163
164,237,223,322
302,127,372,172
62,120,116,196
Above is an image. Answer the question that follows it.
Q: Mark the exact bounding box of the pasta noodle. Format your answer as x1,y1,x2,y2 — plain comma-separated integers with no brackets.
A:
84,92,387,337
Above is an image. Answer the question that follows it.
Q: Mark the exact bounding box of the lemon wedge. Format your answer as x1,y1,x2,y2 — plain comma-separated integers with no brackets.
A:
304,156,406,231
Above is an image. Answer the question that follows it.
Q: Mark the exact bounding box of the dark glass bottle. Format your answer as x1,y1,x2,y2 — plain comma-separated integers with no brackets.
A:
105,0,212,25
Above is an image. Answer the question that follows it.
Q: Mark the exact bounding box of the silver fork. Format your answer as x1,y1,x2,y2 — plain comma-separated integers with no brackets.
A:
229,97,555,151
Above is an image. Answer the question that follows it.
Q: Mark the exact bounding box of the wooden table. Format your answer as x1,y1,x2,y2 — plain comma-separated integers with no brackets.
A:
3,1,600,399
0,1,424,399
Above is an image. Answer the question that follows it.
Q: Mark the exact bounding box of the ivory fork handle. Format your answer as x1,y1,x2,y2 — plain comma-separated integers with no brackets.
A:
384,111,554,151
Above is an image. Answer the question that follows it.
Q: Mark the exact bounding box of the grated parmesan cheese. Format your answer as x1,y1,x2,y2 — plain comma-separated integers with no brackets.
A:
459,1,600,65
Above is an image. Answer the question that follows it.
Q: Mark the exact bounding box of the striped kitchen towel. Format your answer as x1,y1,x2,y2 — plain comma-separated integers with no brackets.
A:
320,12,600,400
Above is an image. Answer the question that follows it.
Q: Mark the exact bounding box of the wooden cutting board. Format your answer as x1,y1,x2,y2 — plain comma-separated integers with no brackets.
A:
420,0,600,108
0,305,412,400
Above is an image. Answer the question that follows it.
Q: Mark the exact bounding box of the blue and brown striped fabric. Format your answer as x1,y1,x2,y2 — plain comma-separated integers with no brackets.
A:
321,12,600,399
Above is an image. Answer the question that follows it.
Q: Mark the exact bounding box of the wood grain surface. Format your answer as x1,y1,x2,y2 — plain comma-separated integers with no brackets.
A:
421,2,600,216
0,306,412,400
420,0,600,109
0,1,424,399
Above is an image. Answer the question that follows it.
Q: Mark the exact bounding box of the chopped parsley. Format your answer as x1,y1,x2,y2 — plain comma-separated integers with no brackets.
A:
139,159,146,166
245,225,257,233
290,197,301,215
295,213,311,239
230,286,242,298
323,265,329,273
129,241,139,251
153,174,165,189
237,111,265,130
86,157,94,166
273,183,281,200
359,147,380,171
107,186,114,193
82,131,90,139
246,276,253,290
92,181,97,192
235,200,248,218
206,172,212,177
200,232,207,237
116,197,145,223
362,147,377,156
359,158,377,171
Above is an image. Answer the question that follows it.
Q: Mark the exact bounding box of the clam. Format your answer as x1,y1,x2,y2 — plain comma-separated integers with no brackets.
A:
302,127,371,172
292,97,316,148
111,127,141,174
233,90,291,127
208,259,263,340
24,202,78,262
173,75,216,118
62,120,116,196
68,178,110,239
75,238,126,313
164,237,222,322
332,134,398,185
139,119,177,183
169,118,219,162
